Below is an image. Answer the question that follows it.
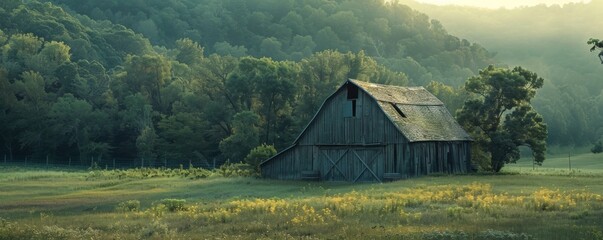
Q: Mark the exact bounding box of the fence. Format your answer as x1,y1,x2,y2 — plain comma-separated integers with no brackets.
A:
0,154,227,170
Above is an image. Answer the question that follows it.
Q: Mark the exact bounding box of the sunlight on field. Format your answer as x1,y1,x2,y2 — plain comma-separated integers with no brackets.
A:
514,148,603,173
0,167,602,239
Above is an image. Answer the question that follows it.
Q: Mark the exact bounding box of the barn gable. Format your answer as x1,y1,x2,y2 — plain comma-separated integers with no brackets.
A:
261,79,472,182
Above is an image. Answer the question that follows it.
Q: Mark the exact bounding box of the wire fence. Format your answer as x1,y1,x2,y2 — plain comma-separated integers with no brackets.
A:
0,154,227,170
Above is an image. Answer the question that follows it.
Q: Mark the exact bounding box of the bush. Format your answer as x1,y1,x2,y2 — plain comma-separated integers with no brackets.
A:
218,163,258,177
591,140,602,154
159,199,186,212
116,200,141,212
244,144,277,172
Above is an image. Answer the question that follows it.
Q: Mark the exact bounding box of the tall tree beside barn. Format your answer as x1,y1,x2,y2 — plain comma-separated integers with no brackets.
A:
457,66,547,172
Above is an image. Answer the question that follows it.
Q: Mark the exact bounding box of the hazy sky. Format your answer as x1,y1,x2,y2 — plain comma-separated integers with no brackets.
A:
414,0,591,9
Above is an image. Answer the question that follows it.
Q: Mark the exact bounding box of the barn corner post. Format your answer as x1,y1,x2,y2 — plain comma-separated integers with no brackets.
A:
262,79,472,182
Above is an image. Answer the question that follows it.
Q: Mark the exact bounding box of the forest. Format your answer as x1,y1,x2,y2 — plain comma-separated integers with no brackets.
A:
0,0,598,168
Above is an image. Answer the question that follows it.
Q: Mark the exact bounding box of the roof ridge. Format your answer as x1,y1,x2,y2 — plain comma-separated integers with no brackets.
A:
348,79,443,105
349,79,424,90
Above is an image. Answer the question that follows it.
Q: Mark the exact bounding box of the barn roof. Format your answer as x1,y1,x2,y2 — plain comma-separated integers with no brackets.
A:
261,79,471,167
350,80,443,106
350,79,471,142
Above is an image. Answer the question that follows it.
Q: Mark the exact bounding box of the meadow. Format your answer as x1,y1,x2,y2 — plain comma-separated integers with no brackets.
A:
0,152,602,239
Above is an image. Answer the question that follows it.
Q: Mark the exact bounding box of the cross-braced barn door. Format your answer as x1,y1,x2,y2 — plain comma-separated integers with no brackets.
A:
319,147,384,182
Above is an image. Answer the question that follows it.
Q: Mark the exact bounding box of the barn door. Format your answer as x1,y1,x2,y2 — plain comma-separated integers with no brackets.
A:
319,148,350,181
318,147,383,182
351,148,383,183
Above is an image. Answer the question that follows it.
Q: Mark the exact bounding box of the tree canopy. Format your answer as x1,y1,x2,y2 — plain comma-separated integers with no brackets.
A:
458,66,547,172
0,0,589,171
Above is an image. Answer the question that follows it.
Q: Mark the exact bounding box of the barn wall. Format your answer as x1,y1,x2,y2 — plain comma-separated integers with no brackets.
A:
404,141,471,177
261,146,314,180
261,82,472,182
297,85,407,146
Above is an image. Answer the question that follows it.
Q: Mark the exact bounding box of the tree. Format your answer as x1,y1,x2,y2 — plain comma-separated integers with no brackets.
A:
157,112,213,167
592,140,603,154
13,71,53,155
219,111,260,162
31,41,71,76
49,94,110,163
136,126,158,166
587,38,603,64
175,38,204,66
425,81,467,114
0,68,18,161
457,65,547,172
121,54,172,112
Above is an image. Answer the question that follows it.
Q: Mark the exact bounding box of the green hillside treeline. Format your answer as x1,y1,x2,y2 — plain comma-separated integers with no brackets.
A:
0,0,596,167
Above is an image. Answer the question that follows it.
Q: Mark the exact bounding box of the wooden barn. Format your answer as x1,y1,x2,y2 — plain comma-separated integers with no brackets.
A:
260,79,472,182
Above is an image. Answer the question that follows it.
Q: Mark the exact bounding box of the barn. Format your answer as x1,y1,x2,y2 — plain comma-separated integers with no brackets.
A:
260,79,472,182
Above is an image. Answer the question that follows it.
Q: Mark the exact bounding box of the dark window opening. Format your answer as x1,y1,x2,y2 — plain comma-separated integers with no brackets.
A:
352,100,356,117
347,83,358,99
391,103,406,118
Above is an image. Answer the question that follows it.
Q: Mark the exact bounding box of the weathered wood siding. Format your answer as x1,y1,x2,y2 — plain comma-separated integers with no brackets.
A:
404,141,471,177
261,146,313,180
261,83,472,182
297,87,407,145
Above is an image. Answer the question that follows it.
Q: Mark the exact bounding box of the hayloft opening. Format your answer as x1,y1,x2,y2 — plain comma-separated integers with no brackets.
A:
347,83,358,100
391,103,406,118
344,83,359,118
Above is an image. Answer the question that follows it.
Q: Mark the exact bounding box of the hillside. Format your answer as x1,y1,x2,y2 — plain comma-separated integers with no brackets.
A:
0,0,497,167
48,0,495,86
398,0,603,146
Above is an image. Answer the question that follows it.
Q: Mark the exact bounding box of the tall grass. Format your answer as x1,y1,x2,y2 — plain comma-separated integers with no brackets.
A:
1,167,602,239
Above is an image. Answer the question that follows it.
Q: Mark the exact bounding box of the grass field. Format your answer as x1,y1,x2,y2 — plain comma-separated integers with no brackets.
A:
0,153,602,239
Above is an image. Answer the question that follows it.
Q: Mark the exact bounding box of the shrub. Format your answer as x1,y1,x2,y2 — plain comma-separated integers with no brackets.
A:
116,200,141,212
184,167,213,179
159,199,187,212
218,163,258,177
244,144,277,172
477,230,532,240
446,206,464,219
591,140,602,154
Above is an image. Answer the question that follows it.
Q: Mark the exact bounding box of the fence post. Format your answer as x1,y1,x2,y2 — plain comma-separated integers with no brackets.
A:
68,157,72,166
164,155,167,168
113,158,116,169
3,154,6,164
25,156,27,166
141,158,144,168
568,152,572,171
46,155,49,168
189,159,192,169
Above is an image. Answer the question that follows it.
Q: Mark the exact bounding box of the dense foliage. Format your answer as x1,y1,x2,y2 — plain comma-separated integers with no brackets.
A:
587,38,603,64
458,66,547,172
48,0,494,86
3,0,493,167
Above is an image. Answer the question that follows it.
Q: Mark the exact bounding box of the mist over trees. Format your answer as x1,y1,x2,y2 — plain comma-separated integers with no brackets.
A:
398,0,603,148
